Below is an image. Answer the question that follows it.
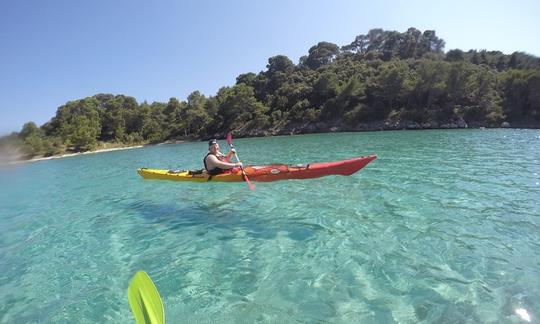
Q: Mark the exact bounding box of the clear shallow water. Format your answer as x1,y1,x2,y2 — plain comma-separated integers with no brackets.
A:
1,129,539,323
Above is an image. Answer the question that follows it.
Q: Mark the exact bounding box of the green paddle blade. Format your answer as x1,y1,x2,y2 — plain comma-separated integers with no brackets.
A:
128,271,165,324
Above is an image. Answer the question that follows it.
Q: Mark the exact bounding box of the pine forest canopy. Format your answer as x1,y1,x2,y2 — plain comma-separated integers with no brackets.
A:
2,27,540,159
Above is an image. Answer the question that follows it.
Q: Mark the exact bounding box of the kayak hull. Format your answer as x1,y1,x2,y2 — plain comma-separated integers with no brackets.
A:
137,155,376,183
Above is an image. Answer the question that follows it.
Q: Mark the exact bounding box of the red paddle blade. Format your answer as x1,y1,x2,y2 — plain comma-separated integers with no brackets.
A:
244,173,255,190
226,132,232,145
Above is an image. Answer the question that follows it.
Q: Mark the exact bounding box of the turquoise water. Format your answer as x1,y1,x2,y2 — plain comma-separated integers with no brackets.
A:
1,129,539,323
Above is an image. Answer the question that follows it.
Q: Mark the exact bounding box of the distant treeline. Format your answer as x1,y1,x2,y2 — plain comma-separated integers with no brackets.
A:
2,27,540,158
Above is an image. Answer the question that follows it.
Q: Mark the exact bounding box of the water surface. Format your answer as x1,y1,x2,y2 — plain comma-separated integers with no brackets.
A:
1,129,539,323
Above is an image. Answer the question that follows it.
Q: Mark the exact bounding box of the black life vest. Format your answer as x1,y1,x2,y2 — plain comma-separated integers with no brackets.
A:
204,153,227,175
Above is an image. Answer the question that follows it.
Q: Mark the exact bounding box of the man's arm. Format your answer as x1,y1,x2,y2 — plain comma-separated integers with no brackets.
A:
206,154,241,170
225,148,236,162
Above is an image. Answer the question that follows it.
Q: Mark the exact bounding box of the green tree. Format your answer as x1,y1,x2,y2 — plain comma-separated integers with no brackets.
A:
446,62,473,105
527,70,540,121
95,94,139,142
302,42,340,69
312,72,339,107
419,30,445,56
216,84,269,131
164,97,187,137
501,69,540,122
398,27,422,59
236,72,257,87
446,49,465,62
462,66,503,124
19,122,45,156
19,122,41,139
184,91,211,137
266,55,295,75
370,61,414,113
322,77,366,119
53,98,101,151
410,60,449,115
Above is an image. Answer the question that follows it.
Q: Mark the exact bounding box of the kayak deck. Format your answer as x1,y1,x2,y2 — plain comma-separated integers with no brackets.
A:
137,155,377,183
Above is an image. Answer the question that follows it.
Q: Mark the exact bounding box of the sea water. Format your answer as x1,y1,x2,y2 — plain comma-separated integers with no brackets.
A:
1,129,539,323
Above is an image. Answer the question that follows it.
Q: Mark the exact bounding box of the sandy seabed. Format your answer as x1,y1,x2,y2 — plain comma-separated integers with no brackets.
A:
6,145,144,165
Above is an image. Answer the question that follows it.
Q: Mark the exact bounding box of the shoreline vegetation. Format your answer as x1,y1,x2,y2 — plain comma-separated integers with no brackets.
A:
14,144,145,164
2,127,526,165
1,27,539,162
2,140,188,165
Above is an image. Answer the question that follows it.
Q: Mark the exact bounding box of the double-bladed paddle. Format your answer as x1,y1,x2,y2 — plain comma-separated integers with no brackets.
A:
226,132,255,190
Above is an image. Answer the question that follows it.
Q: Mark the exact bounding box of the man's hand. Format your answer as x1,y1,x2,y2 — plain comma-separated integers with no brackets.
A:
230,148,237,154
235,162,243,168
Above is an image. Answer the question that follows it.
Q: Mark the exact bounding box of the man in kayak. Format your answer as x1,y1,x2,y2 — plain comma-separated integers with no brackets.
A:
204,139,242,175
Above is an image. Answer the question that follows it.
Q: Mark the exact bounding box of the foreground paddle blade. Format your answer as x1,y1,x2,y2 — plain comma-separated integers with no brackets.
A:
128,271,165,324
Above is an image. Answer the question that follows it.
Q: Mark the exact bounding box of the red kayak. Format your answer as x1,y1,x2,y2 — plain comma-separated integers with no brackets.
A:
137,155,377,182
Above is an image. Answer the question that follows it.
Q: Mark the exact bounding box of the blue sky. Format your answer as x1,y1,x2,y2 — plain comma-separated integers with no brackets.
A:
1,0,539,134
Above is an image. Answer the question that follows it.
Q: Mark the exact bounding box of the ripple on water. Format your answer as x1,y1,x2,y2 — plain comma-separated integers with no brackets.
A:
1,129,540,322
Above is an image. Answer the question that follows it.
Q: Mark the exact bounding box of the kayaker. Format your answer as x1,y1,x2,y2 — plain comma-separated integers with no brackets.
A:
204,139,242,175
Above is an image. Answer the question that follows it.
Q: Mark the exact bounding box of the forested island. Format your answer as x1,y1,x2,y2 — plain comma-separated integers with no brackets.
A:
2,27,540,160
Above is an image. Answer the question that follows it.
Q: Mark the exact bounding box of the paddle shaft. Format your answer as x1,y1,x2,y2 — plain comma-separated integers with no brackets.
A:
227,141,254,190
227,141,242,164
234,153,242,163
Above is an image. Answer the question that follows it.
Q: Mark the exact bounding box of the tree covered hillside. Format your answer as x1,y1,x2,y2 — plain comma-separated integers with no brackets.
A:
2,27,540,159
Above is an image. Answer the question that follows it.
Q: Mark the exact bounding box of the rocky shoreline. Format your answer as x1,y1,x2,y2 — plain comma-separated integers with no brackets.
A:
223,118,534,138
4,120,537,165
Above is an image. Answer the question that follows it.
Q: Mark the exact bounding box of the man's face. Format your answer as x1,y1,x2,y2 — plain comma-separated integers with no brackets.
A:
209,144,219,153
